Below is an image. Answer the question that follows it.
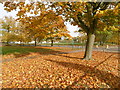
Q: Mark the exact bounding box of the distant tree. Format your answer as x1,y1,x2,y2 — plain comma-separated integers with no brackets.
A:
95,29,113,45
15,22,32,45
78,35,87,44
107,31,120,45
1,16,17,45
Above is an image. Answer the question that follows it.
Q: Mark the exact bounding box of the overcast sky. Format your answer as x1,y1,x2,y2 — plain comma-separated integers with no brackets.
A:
0,3,80,37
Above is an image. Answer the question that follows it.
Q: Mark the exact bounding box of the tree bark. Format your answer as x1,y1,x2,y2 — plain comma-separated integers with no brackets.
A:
51,39,54,46
83,33,95,60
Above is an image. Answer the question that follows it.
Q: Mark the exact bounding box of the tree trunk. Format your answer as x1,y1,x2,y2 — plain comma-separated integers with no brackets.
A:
100,41,102,45
51,39,54,46
23,42,24,46
20,41,21,46
6,41,9,45
35,39,37,46
83,33,95,60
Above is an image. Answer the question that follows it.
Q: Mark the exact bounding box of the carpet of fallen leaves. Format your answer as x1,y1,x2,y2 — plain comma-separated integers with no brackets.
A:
2,49,120,88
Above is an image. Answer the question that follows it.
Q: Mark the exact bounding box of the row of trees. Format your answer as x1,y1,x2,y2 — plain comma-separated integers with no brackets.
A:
1,1,119,60
0,11,71,46
72,31,119,45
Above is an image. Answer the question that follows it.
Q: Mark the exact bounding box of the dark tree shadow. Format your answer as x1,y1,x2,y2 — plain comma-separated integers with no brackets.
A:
56,54,83,59
45,59,120,88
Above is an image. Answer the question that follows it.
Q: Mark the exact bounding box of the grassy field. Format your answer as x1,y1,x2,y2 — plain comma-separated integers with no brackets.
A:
1,46,53,55
1,46,80,56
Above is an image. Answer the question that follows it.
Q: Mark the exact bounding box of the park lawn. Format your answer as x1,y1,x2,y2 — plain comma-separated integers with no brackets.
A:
1,46,53,55
2,51,119,88
1,46,80,59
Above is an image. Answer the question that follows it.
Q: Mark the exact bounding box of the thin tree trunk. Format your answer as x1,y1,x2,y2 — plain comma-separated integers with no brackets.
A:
20,41,22,46
6,27,10,45
23,42,24,46
6,41,9,45
28,42,30,46
51,39,54,46
100,41,102,45
83,33,95,60
35,38,37,46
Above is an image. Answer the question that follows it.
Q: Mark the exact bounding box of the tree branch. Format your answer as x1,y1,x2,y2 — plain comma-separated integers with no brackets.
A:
66,3,89,33
100,2,110,10
77,12,89,33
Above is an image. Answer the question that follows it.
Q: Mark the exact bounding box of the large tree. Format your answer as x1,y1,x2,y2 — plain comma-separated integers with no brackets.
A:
50,2,119,60
41,10,71,46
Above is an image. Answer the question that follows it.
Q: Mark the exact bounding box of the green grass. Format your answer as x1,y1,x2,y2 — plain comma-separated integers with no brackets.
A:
1,46,80,56
1,46,52,55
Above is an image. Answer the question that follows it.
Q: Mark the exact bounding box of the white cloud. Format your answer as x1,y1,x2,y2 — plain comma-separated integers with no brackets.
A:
0,3,18,19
